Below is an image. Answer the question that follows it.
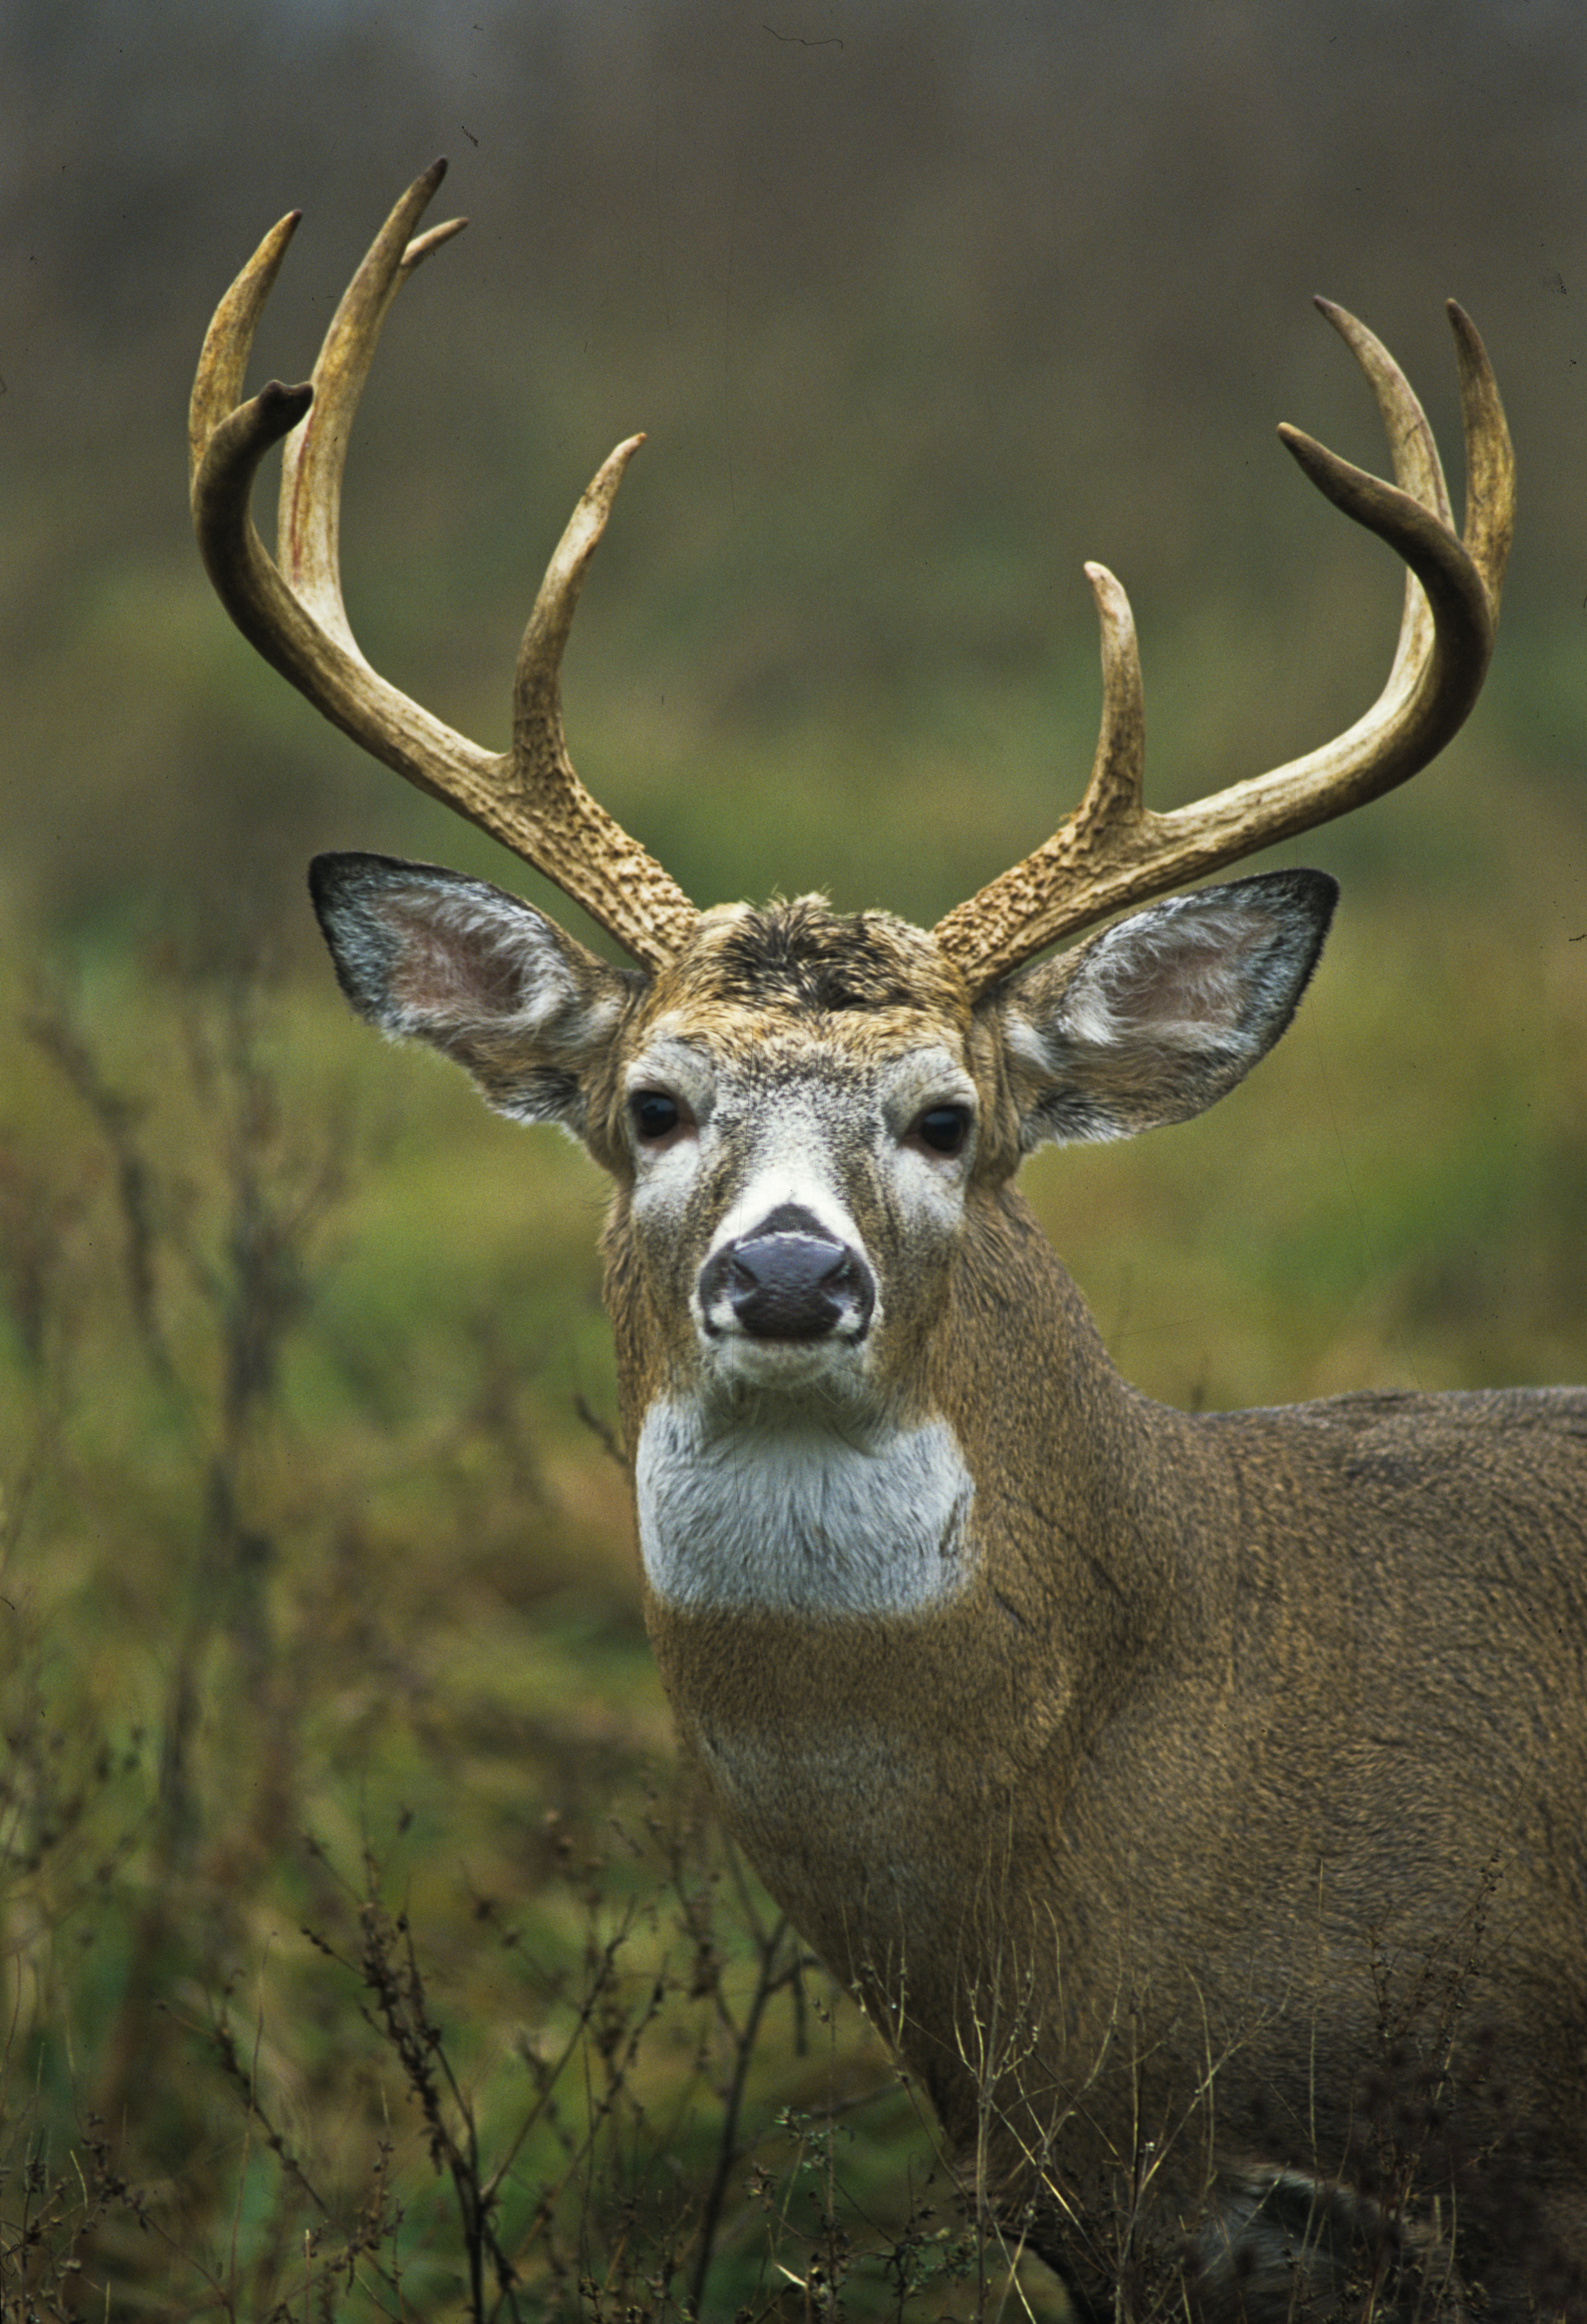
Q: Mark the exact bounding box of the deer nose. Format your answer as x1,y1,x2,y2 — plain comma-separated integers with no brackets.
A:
698,1206,876,1342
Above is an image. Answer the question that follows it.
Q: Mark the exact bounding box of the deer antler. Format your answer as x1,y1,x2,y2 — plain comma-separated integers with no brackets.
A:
189,159,699,972
932,299,1514,992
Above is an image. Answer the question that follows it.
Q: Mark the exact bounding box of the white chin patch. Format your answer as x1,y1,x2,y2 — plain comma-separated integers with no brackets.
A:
699,1331,867,1394
635,1400,975,1616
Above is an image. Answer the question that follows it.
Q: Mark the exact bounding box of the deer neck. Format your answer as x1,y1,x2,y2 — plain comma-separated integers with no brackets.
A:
623,1180,1196,1624
626,1187,1209,1963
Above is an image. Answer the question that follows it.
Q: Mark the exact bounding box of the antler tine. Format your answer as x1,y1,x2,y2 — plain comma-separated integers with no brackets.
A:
510,434,645,814
277,160,467,658
189,210,302,487
949,563,1148,956
1309,299,1447,710
933,300,1513,994
189,163,699,973
1074,563,1147,837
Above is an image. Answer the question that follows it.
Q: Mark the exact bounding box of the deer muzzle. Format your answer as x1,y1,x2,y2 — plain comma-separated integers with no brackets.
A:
697,1204,876,1343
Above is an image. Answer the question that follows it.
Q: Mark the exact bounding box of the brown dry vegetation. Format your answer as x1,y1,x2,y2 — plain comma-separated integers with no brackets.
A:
1,1,1585,2315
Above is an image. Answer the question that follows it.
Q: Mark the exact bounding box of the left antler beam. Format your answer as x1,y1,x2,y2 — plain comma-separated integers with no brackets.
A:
190,160,700,972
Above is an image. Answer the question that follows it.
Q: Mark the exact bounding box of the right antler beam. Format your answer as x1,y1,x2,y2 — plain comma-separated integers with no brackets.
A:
190,160,699,973
932,299,1514,993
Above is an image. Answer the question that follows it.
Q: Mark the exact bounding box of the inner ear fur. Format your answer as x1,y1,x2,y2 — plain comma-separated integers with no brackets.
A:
994,869,1337,1149
309,852,639,1134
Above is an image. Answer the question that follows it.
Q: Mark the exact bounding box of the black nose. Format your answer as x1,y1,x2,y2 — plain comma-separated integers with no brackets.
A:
698,1205,875,1342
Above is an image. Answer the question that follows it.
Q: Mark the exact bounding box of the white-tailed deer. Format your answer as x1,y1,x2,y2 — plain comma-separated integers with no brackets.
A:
192,164,1587,2319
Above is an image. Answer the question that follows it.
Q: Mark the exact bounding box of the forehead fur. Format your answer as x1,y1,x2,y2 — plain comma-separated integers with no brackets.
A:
648,897,973,1029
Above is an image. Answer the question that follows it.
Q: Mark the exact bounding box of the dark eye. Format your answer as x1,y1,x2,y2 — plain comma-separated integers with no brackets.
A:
913,1104,971,1157
631,1089,684,1144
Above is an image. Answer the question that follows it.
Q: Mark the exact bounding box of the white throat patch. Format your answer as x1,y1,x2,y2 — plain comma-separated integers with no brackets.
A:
635,1400,976,1616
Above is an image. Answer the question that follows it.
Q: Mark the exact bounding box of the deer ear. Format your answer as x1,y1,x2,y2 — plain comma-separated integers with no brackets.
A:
993,869,1337,1150
309,853,637,1136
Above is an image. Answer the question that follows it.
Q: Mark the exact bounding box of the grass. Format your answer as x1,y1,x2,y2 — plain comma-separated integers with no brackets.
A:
0,756,1582,2316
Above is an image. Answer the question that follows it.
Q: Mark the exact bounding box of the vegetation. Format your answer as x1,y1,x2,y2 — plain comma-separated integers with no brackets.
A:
1,2,1583,2312
2,760,1582,2316
0,948,1090,2319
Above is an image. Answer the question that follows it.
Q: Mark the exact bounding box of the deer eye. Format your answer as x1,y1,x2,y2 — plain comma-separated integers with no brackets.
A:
912,1104,972,1157
630,1089,687,1145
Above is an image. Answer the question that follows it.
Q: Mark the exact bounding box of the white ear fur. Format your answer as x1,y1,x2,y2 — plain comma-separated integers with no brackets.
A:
996,869,1336,1149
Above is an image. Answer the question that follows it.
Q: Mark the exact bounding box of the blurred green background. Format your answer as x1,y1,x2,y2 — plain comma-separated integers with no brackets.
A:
1,2,1585,2315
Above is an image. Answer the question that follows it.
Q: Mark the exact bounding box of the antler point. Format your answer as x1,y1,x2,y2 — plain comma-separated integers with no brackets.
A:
261,378,314,416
